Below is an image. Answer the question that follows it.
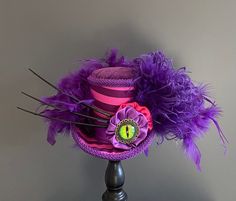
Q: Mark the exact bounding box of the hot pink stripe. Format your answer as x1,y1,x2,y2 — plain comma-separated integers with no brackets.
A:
83,142,113,149
91,85,134,98
91,89,131,106
73,127,128,153
103,86,134,91
78,130,114,149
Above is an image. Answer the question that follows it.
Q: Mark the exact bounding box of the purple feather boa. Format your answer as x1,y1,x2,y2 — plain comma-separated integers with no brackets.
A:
41,49,226,170
132,51,227,170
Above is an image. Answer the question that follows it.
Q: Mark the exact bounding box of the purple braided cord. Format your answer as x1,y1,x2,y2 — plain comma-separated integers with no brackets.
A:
87,75,134,87
72,128,155,160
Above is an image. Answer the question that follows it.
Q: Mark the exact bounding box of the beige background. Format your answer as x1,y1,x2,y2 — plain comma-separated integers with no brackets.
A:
1,0,235,201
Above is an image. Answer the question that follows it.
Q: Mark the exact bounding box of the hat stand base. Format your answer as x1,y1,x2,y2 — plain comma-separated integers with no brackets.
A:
102,160,128,201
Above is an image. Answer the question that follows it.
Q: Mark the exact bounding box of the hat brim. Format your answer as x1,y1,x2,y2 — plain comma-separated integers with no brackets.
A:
72,126,155,160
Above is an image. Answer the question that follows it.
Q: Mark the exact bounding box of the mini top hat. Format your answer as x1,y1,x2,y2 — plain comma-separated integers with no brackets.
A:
19,49,227,170
72,66,155,160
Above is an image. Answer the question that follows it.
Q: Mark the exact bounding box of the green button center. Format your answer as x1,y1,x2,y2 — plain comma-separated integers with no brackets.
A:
115,119,139,144
119,124,136,140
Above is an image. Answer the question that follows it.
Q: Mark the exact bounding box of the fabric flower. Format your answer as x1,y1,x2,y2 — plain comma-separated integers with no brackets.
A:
106,104,151,150
118,102,153,130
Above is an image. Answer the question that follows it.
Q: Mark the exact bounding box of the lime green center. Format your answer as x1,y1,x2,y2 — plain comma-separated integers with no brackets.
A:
119,124,136,140
115,119,139,144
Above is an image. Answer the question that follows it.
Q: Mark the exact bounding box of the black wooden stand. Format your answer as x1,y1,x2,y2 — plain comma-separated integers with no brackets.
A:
102,161,128,201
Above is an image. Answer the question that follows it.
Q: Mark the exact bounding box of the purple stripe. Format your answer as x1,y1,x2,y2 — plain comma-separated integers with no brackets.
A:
94,100,119,113
88,75,134,87
90,85,134,98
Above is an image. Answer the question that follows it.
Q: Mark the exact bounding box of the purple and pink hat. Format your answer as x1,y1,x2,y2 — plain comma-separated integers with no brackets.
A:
72,67,155,160
19,49,226,170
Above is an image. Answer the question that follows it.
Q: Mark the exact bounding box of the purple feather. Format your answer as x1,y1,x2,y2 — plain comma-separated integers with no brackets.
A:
132,51,226,169
40,49,132,145
183,137,201,171
40,49,226,169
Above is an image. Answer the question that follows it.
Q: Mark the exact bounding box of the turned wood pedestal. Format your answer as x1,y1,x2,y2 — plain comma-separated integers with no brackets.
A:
102,161,128,201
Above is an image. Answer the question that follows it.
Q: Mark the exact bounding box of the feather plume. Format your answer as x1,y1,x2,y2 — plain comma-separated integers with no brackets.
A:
132,51,226,169
41,49,132,145
40,49,226,169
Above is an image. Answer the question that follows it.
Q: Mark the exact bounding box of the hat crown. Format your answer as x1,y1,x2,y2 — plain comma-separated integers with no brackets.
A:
88,67,135,115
